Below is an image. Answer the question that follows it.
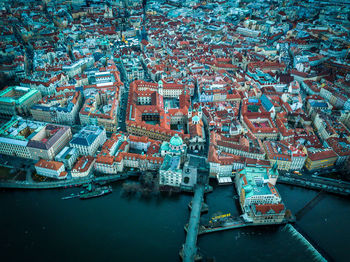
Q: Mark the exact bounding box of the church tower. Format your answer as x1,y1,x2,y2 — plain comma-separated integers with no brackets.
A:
158,79,163,96
268,161,279,186
188,105,192,118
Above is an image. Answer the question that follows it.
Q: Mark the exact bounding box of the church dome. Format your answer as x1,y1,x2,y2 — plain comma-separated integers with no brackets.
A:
192,115,200,123
170,134,183,147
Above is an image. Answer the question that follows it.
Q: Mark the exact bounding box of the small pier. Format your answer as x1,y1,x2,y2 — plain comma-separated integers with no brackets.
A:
197,218,294,236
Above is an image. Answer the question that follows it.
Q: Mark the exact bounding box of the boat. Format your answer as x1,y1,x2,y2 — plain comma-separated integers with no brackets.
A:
62,193,80,200
79,185,113,200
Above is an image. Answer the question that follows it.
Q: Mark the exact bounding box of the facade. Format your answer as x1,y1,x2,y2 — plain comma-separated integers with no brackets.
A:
95,133,163,174
70,125,107,156
207,145,244,180
71,155,95,178
0,117,44,159
305,148,338,171
27,124,72,160
30,91,83,125
34,159,67,179
159,155,182,190
264,141,307,171
0,86,41,118
55,146,79,169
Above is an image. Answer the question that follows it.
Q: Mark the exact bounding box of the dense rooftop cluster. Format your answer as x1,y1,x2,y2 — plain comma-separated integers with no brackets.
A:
0,0,349,188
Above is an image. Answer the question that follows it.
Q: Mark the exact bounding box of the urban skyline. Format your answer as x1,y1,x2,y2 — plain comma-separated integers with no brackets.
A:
1,0,350,261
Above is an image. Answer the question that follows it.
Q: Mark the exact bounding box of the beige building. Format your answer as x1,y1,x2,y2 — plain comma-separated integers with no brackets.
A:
0,86,42,118
305,148,338,171
27,124,72,160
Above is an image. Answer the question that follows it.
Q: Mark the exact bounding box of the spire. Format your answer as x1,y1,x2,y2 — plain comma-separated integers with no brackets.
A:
188,105,192,118
272,161,278,172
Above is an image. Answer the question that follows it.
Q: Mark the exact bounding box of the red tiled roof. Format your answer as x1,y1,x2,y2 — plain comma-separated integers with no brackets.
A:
255,203,285,214
35,159,63,171
307,149,337,161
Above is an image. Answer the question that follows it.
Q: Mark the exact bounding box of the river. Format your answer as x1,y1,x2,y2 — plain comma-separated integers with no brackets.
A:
0,182,349,262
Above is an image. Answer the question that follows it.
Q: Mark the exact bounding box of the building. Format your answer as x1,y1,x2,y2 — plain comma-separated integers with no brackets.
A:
27,124,72,160
211,132,266,160
79,82,122,132
0,86,41,118
305,148,338,171
34,159,67,179
207,145,244,181
187,107,206,151
95,133,163,174
0,117,44,159
264,141,307,171
55,146,79,169
241,99,279,140
326,137,350,166
235,164,285,223
159,155,182,190
181,162,198,191
120,55,145,81
70,125,107,156
30,91,82,125
71,155,95,178
160,134,187,162
249,203,286,224
126,80,191,143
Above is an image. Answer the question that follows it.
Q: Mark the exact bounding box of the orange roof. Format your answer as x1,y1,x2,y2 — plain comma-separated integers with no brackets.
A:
255,203,285,214
35,159,63,171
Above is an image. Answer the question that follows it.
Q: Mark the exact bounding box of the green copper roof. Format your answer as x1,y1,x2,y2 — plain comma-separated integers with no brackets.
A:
192,115,200,122
161,142,169,151
170,134,183,147
0,86,39,106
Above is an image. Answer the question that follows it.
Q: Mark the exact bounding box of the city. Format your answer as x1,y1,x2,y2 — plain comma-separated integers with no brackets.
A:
0,0,350,261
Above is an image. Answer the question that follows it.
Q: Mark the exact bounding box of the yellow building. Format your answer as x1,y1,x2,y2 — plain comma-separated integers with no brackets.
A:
305,148,338,171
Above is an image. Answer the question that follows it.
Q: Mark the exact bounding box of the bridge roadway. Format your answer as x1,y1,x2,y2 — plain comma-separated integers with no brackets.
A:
182,184,205,262
277,174,350,196
295,191,325,220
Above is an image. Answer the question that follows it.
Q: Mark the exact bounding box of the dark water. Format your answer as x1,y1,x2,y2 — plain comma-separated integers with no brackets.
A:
0,182,349,262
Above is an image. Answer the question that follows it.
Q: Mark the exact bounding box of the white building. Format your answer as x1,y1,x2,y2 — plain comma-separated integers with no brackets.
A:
55,147,79,169
159,155,182,189
70,125,107,156
34,159,67,179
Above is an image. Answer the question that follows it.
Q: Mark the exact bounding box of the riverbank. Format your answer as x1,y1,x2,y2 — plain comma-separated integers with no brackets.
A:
0,173,129,189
